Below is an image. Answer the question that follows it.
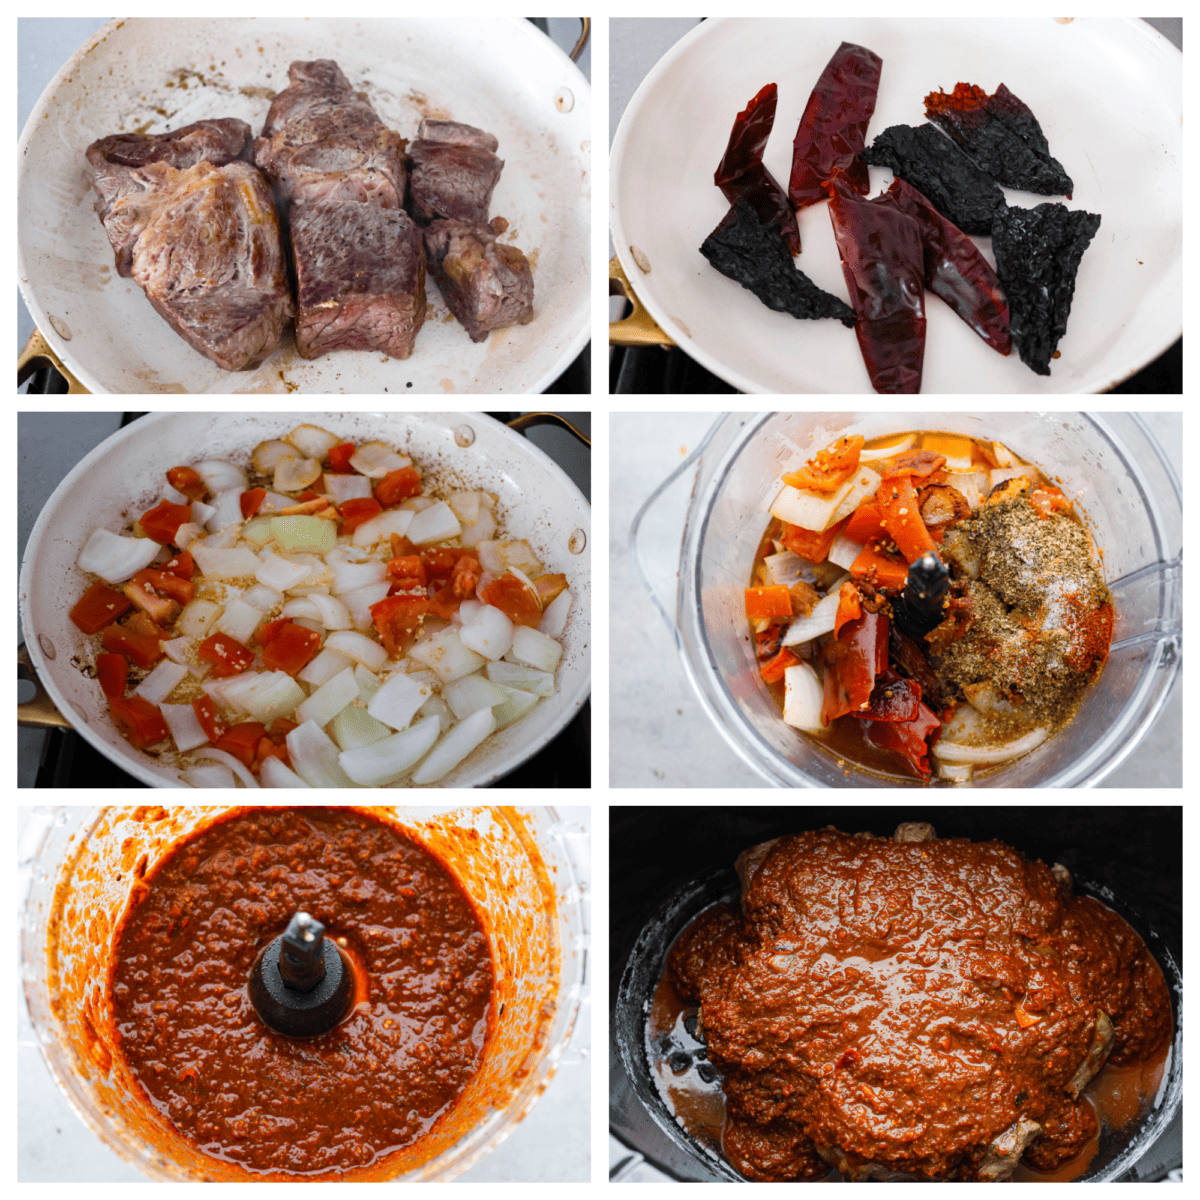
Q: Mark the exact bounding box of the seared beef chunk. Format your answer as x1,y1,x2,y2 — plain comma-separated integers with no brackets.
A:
669,828,1171,1181
408,119,504,224
86,119,253,276
423,218,533,343
255,59,406,209
291,201,425,360
88,153,291,371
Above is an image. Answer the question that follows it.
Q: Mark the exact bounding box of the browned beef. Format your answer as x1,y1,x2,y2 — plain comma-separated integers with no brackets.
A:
254,59,406,209
86,119,252,276
408,118,504,224
423,218,534,343
291,201,426,360
116,161,292,370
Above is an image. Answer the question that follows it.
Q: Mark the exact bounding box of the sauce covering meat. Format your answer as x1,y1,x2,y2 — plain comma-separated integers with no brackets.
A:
109,807,492,1176
653,825,1171,1181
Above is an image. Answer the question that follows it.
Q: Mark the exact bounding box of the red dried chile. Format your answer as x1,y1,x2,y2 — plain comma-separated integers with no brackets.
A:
825,180,926,394
821,610,889,726
788,41,883,210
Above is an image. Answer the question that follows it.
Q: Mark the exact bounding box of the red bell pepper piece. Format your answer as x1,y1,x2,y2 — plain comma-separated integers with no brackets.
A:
850,542,909,591
374,466,423,508
192,695,229,744
109,695,169,750
160,550,195,579
879,449,947,481
101,623,163,670
862,698,941,777
338,497,382,534
820,610,889,725
70,581,132,634
95,652,128,699
789,41,883,210
760,646,799,685
782,435,865,493
780,516,848,564
240,488,266,519
327,442,356,472
197,632,254,678
745,585,793,622
138,500,192,546
214,721,269,770
873,176,1011,354
843,502,887,545
130,567,194,606
261,623,321,676
876,476,937,562
715,82,801,255
833,581,863,638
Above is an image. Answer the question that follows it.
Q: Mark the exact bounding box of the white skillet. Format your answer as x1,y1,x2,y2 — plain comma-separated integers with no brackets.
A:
19,412,591,788
19,18,590,394
611,17,1181,394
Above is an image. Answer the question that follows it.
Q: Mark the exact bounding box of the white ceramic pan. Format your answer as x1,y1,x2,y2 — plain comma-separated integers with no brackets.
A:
611,17,1182,393
19,412,590,788
19,18,590,394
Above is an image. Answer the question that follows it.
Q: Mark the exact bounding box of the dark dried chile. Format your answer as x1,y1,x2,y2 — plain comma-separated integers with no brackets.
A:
715,83,801,255
873,177,1010,354
925,82,1074,198
789,41,883,210
990,202,1101,375
860,697,941,777
825,180,926,394
888,625,945,712
861,123,1007,236
700,199,855,326
860,669,922,722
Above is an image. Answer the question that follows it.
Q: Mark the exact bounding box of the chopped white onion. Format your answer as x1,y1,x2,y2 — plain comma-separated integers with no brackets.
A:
135,659,188,705
161,636,192,665
286,721,358,787
281,597,322,622
306,593,352,631
459,604,514,661
782,662,826,731
205,489,245,532
324,474,374,504
780,590,842,648
485,661,556,698
505,626,563,674
299,646,356,688
537,589,572,639
251,440,296,473
242,582,284,612
181,761,237,788
260,756,312,788
443,673,508,719
331,704,393,752
407,501,462,545
256,552,314,592
242,672,307,725
297,666,359,729
78,528,160,584
215,597,264,644
285,423,340,460
194,747,260,788
350,441,410,478
351,507,415,548
160,701,209,752
367,671,431,731
190,543,261,580
933,726,1050,765
330,557,387,595
177,598,223,638
324,630,389,672
274,455,321,493
412,708,496,784
407,630,486,683
339,716,441,786
173,521,204,550
492,684,540,730
193,460,247,495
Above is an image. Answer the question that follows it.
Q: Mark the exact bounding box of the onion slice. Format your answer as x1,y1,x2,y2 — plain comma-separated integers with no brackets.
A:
194,747,260,788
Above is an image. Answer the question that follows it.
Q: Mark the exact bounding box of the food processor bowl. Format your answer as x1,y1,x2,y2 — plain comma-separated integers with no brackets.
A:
20,805,588,1181
631,413,1181,787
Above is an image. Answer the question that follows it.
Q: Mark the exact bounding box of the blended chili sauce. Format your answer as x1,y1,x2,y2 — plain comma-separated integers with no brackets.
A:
108,807,493,1176
652,828,1171,1182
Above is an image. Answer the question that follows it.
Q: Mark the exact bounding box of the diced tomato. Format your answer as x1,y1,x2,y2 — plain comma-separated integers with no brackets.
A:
214,721,268,770
391,533,417,560
138,500,193,546
374,466,423,508
240,488,266,519
781,435,865,492
419,546,460,580
261,622,321,676
850,543,909,591
875,476,936,562
267,717,299,742
427,580,462,620
745,585,793,621
70,581,132,634
370,595,431,658
450,555,481,600
124,580,180,627
862,699,941,777
197,632,255,678
166,466,209,502
191,695,229,743
780,516,848,563
160,550,195,579
843,502,887,545
131,567,195,605
480,572,541,627
102,623,163,669
253,737,291,773
339,497,383,534
255,618,292,646
95,652,128,699
820,611,889,725
534,573,568,607
879,450,947,481
385,554,427,586
109,695,170,750
327,442,356,472
124,611,165,640
760,647,799,685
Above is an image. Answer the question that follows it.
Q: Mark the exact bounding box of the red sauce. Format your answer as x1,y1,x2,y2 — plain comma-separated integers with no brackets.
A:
109,807,493,1176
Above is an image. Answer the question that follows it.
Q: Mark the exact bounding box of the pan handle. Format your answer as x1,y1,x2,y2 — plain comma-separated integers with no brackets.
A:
570,18,590,63
18,330,91,394
507,412,590,448
609,256,675,348
18,643,71,729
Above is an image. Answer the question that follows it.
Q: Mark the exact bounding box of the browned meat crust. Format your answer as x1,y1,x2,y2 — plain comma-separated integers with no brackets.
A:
408,119,504,225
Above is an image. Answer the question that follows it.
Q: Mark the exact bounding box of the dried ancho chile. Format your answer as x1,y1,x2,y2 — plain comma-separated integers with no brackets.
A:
873,177,1010,355
700,199,855,326
991,203,1101,375
715,83,801,255
789,41,883,210
862,123,1007,236
925,82,1074,198
825,181,926,394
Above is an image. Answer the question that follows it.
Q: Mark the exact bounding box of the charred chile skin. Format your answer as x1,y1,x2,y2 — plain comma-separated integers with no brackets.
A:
789,42,883,210
925,83,1074,198
826,182,926,394
862,123,1008,236
991,203,1101,375
700,199,856,326
715,83,801,255
873,177,1010,355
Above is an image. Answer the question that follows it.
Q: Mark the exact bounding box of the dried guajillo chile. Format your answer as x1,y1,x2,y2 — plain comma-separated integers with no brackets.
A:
862,123,1007,236
925,82,1074,197
715,82,801,255
873,177,1011,355
825,180,926,394
991,202,1101,375
700,199,855,325
788,41,883,210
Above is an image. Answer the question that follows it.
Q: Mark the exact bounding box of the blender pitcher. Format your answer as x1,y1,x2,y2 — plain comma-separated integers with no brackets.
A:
631,412,1181,788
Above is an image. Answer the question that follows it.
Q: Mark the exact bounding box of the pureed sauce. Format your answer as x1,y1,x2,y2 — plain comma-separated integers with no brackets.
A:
748,430,1114,783
108,807,492,1176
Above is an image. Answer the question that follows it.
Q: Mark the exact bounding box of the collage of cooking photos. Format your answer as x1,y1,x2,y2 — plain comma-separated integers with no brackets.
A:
16,16,1183,1186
